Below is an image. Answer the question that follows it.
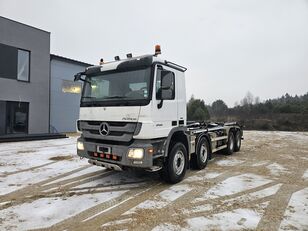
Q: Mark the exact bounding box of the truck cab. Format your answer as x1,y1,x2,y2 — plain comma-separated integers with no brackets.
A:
75,46,242,183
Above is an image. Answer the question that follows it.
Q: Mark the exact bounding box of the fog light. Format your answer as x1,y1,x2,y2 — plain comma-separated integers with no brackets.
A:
127,148,144,159
77,141,84,150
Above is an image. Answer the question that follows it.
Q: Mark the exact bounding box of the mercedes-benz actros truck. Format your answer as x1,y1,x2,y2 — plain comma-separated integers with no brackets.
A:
74,45,243,183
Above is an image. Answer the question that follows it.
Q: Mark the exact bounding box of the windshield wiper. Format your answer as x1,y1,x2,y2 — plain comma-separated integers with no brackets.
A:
81,96,97,99
104,96,126,99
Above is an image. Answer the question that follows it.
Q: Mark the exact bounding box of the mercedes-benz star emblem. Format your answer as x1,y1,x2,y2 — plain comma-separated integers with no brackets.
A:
99,122,110,136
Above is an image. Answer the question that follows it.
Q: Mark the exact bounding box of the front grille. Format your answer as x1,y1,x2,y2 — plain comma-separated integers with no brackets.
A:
79,120,138,142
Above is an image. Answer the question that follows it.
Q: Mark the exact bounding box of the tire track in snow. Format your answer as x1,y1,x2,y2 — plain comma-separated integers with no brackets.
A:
256,167,307,230
0,166,112,207
46,181,162,231
0,161,57,177
99,170,237,230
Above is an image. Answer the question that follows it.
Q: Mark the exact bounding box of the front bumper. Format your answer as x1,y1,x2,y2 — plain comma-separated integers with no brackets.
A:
77,137,165,169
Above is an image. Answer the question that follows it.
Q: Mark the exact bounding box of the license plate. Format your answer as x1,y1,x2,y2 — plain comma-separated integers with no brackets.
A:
97,146,112,154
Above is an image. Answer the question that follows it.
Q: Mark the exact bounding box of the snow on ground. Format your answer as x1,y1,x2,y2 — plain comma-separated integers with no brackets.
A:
194,173,272,202
188,184,282,215
183,171,222,183
43,166,100,186
0,140,77,174
303,169,308,180
215,159,245,167
1,131,307,230
72,171,150,190
124,184,192,215
0,137,94,195
102,218,135,227
185,205,268,231
0,190,127,230
266,163,289,176
0,159,89,195
152,223,185,231
279,187,308,230
251,160,269,167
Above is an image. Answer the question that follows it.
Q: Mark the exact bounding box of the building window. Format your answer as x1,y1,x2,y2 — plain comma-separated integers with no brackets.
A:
62,80,82,94
17,49,30,82
0,101,29,135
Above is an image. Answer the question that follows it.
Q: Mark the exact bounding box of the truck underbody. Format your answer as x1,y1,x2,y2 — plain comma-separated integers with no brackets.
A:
77,121,243,183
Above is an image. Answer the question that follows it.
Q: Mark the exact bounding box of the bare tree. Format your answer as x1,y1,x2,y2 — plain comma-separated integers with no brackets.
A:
241,91,254,106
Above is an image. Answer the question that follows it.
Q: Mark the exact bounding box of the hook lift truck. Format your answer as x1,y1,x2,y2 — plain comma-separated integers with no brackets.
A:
74,45,243,183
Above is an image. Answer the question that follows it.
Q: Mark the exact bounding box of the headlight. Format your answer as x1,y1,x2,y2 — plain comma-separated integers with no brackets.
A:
127,148,144,159
77,141,84,150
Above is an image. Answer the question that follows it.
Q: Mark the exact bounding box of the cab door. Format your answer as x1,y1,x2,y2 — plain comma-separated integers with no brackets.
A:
151,64,178,138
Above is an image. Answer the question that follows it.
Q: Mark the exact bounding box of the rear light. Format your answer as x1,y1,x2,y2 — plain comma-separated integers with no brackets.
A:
106,154,110,159
100,153,105,158
94,152,98,157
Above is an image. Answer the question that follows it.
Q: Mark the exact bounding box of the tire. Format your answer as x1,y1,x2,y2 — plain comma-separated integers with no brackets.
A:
192,137,210,170
234,130,241,152
161,142,188,184
224,132,235,155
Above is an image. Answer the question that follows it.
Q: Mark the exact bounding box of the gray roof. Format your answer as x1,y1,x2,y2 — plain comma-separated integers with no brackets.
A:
50,54,93,67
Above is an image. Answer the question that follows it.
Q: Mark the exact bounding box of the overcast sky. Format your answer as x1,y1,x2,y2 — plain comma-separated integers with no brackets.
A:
1,0,307,106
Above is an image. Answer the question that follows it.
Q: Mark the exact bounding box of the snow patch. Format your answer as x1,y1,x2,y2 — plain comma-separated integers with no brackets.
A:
279,187,308,230
186,208,264,230
152,223,186,231
194,173,272,202
302,169,308,180
266,163,289,176
0,160,89,196
216,159,244,167
124,184,192,215
159,184,192,202
0,191,127,230
183,204,213,214
184,172,222,182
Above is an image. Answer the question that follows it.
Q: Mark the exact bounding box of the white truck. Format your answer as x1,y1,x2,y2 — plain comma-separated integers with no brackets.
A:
74,46,243,183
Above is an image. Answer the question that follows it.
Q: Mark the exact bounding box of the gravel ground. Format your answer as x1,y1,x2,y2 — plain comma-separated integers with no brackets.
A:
0,131,307,231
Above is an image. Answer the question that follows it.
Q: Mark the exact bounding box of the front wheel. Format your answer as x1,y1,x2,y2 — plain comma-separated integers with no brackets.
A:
161,142,188,184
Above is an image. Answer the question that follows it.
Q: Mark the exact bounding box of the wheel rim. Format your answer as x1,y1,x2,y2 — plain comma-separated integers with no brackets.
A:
200,144,208,163
173,150,185,175
229,135,234,151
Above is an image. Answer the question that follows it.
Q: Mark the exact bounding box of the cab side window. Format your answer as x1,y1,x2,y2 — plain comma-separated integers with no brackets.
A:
156,67,175,100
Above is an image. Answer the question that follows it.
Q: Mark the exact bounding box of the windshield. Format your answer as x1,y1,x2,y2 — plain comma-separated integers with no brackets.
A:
81,67,152,107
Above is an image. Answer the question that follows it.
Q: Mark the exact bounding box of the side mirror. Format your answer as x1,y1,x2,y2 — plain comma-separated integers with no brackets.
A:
74,72,90,83
74,72,82,82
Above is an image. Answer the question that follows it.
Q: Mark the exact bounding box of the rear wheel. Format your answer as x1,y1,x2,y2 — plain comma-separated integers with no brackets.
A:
192,137,210,170
224,132,235,155
161,142,188,183
234,130,241,152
